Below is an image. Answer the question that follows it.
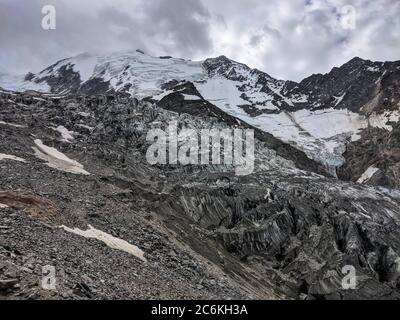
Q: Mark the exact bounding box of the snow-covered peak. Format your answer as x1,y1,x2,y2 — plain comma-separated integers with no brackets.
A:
36,52,97,82
6,51,303,109
28,51,205,97
203,55,276,83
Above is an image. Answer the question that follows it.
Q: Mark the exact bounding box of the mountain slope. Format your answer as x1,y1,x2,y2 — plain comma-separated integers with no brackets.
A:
2,90,400,300
1,51,399,186
15,51,204,97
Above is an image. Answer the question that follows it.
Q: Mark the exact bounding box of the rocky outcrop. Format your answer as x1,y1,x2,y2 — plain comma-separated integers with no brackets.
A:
338,123,400,189
288,58,400,113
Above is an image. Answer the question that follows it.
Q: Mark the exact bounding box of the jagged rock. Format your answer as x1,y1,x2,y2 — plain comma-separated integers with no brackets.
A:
338,123,400,189
0,279,18,291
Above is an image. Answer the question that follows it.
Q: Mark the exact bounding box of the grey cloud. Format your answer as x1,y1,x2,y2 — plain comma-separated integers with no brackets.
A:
144,0,212,57
213,14,227,29
0,0,213,73
0,0,399,81
98,6,136,27
249,25,281,47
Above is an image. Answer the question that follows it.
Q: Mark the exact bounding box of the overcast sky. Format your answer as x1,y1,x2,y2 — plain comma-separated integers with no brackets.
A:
0,0,399,81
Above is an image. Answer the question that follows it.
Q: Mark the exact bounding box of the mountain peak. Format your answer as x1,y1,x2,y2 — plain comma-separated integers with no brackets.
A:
347,56,366,64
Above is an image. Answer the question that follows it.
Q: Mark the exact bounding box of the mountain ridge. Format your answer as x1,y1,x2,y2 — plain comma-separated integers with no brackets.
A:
1,51,399,187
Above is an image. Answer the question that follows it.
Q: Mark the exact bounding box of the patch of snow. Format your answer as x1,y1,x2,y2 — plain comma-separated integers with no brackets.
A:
151,89,175,101
357,166,379,184
53,125,75,142
196,76,248,112
33,97,46,102
181,93,201,100
61,225,147,262
77,112,91,117
333,93,346,106
293,108,366,140
0,153,26,162
0,203,8,209
366,66,380,72
69,53,98,82
369,111,400,131
291,93,309,103
32,139,90,175
0,121,26,128
77,124,94,131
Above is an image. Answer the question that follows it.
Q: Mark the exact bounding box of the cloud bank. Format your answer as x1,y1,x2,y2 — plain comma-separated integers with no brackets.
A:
0,0,399,81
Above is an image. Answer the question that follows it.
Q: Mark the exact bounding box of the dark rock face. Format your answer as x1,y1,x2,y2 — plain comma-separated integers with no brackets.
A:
79,78,114,96
34,63,82,94
24,72,35,82
1,90,400,300
338,123,400,189
288,58,400,113
203,56,255,81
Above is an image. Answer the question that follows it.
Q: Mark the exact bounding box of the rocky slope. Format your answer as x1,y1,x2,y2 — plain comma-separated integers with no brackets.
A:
1,89,400,300
338,123,400,189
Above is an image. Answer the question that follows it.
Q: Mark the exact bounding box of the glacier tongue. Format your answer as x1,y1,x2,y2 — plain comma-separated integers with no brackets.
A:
195,76,377,170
